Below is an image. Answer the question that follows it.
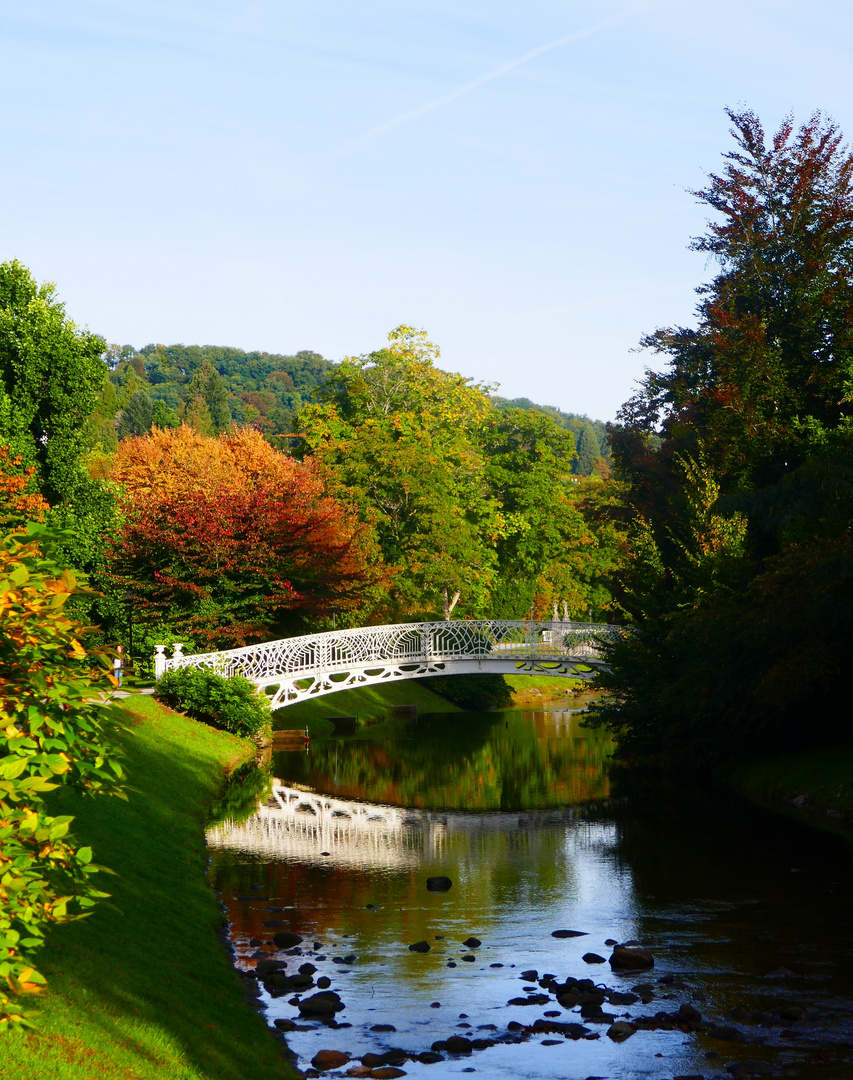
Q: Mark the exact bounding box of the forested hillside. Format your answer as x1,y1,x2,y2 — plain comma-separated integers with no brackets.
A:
94,344,333,451
492,396,612,476
88,343,611,476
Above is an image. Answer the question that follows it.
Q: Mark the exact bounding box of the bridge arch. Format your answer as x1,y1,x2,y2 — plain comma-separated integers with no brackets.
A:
154,620,617,710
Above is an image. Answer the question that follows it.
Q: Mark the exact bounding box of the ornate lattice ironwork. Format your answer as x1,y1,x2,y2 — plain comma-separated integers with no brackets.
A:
154,620,619,710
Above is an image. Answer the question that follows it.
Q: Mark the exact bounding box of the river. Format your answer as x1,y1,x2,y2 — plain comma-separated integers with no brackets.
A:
206,701,853,1079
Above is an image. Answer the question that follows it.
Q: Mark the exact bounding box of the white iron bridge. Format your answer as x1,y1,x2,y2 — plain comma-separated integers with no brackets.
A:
153,619,618,710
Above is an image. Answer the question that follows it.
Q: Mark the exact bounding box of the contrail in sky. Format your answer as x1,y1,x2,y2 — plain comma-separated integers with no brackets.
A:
335,2,657,156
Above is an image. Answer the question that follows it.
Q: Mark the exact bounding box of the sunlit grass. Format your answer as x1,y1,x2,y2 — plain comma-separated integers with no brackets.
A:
0,695,296,1080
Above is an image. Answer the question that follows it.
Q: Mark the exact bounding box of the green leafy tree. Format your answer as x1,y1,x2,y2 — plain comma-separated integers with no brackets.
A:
482,408,623,619
594,108,853,762
117,388,155,439
0,525,125,1027
0,261,107,506
299,327,503,620
186,360,230,434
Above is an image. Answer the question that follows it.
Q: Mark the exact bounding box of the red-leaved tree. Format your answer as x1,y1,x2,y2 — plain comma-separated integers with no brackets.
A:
110,426,384,647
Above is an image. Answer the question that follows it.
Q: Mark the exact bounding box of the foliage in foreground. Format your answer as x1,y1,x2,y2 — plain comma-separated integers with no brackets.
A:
0,695,295,1080
155,666,273,739
0,525,124,1027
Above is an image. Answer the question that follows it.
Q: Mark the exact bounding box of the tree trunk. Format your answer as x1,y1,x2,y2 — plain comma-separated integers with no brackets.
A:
442,589,461,620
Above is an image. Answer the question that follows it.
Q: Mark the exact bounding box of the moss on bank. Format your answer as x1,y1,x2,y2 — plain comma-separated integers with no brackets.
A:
0,696,296,1080
726,741,853,843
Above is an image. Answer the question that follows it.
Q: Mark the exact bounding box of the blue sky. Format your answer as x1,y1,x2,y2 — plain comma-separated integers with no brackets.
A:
2,1,852,419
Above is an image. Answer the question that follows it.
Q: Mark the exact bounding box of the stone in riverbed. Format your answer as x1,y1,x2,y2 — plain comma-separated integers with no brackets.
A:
370,1023,396,1032
462,937,481,948
408,940,430,952
606,1021,636,1041
316,976,332,989
426,876,453,892
551,929,587,938
369,1069,407,1079
298,991,345,1016
417,1051,444,1063
609,945,654,971
272,930,304,949
444,1035,473,1055
582,952,606,964
706,1024,741,1041
311,1049,349,1070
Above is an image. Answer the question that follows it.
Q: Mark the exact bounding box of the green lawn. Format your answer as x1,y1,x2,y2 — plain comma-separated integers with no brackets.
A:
0,696,296,1080
271,677,463,732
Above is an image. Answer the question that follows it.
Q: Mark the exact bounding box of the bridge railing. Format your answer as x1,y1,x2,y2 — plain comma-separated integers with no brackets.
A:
153,619,620,684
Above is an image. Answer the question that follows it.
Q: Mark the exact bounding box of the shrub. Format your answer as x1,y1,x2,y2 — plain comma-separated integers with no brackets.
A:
155,667,272,739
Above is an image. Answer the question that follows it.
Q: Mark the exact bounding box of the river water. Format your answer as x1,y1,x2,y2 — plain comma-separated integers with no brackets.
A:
207,702,853,1079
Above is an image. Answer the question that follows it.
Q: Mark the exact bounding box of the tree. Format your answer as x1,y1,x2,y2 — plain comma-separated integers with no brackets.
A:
614,108,853,499
594,108,853,762
0,261,107,507
0,524,124,1027
298,327,503,620
117,388,155,439
0,447,49,527
110,426,382,647
186,360,230,433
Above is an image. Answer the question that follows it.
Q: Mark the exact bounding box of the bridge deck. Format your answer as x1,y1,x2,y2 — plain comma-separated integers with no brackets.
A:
154,619,617,709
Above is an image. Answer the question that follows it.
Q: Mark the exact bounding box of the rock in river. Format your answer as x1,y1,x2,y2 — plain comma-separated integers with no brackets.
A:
311,1049,349,1070
408,940,431,952
272,930,304,949
606,1021,636,1041
462,937,481,948
582,952,606,964
426,876,453,892
609,945,654,971
551,929,587,938
298,991,345,1016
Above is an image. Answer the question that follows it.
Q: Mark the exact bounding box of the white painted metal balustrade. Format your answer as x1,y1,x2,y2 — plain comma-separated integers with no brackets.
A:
154,619,618,710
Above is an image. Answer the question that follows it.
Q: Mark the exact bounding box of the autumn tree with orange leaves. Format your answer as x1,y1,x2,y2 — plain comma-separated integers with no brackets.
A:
0,447,49,527
109,426,384,649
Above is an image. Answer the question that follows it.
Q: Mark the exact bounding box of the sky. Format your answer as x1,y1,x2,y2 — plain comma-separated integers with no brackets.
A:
2,1,853,421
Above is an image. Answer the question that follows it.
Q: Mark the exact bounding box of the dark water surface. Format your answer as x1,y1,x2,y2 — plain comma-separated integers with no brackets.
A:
207,703,853,1079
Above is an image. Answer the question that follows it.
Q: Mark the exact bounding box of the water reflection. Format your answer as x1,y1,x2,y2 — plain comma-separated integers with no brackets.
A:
207,706,853,1080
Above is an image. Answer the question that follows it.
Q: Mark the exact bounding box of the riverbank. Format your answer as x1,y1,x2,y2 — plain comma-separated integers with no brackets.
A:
271,673,588,735
0,695,297,1080
726,740,853,842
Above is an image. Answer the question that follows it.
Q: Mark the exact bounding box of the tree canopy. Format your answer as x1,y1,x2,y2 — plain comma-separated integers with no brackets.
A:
595,108,853,762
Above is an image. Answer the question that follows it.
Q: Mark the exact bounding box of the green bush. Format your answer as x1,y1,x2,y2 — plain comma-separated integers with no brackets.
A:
155,667,271,739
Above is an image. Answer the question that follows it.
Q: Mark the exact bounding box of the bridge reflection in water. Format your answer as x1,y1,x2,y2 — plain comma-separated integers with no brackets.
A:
205,779,589,873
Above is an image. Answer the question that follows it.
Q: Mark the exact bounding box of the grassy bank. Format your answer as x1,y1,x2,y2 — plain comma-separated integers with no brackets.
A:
503,672,590,706
0,696,296,1080
272,678,462,733
726,741,853,842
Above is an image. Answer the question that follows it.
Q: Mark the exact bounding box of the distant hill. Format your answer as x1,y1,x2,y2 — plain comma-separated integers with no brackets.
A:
491,396,611,476
101,344,610,477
